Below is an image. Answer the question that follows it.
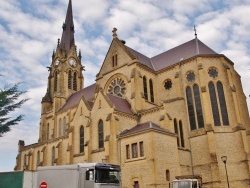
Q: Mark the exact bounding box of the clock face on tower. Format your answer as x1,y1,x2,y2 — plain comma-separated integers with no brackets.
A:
69,58,77,67
55,59,60,66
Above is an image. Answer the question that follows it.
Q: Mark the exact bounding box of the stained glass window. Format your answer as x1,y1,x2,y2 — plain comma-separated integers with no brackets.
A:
143,76,148,100
164,79,172,90
186,71,195,82
209,82,221,126
108,78,126,97
98,120,104,148
208,68,218,78
193,84,204,128
186,86,197,130
149,79,154,103
217,82,229,125
80,126,84,153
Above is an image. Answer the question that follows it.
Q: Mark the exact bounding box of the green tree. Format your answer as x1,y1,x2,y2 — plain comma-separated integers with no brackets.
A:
0,83,29,137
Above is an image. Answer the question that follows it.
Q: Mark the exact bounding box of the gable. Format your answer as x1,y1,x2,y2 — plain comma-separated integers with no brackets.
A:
58,84,96,113
97,38,136,79
91,90,113,112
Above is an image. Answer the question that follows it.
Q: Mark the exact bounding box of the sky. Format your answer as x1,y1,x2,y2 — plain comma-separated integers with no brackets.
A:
0,0,250,172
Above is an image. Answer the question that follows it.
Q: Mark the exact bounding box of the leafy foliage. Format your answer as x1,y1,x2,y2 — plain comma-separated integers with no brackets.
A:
0,83,29,137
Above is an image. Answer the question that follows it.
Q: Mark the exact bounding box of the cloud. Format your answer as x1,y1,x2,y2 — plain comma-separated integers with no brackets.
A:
73,0,110,24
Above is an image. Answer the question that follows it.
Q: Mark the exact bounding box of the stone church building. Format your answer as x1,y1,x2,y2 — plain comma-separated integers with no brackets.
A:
15,0,250,187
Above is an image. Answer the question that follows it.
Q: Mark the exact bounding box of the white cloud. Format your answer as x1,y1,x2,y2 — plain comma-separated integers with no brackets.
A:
74,0,109,23
105,8,138,36
172,0,212,16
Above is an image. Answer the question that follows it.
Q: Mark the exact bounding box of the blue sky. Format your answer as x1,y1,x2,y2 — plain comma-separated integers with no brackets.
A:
0,0,250,172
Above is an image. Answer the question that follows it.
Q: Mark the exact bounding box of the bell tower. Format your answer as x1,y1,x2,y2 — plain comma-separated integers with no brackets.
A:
41,0,84,113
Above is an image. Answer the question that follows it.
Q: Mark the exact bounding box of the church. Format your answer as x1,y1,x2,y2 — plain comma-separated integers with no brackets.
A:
15,0,250,187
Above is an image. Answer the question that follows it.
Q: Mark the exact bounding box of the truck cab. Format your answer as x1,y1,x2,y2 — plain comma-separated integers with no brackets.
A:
81,163,120,187
170,175,202,188
172,179,200,188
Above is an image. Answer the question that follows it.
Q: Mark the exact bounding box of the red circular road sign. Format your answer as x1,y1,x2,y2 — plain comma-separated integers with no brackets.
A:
40,182,47,188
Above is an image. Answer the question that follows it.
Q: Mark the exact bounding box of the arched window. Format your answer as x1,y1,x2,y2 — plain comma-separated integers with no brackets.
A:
37,151,40,167
63,117,67,135
186,86,196,130
112,54,118,67
186,85,205,130
68,70,72,89
54,71,58,92
59,118,62,137
143,76,148,100
73,72,77,91
80,126,84,153
149,79,154,103
217,82,229,125
52,146,55,166
47,124,50,140
208,82,229,126
193,84,204,128
174,119,179,147
98,120,104,148
209,82,221,126
174,119,185,148
179,120,185,148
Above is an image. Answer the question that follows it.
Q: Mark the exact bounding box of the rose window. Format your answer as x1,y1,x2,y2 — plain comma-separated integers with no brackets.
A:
108,78,126,97
208,68,218,78
186,71,195,82
164,79,172,90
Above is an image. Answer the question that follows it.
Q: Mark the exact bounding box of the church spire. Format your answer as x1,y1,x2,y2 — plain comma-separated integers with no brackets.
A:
60,0,75,54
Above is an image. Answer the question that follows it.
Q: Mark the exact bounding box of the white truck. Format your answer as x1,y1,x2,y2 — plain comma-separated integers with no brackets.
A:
37,163,121,188
170,175,202,188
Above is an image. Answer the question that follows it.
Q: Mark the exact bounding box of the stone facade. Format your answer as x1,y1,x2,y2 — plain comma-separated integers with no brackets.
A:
15,1,250,187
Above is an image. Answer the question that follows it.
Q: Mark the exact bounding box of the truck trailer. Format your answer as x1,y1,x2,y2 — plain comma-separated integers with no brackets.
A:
37,163,121,188
0,171,37,188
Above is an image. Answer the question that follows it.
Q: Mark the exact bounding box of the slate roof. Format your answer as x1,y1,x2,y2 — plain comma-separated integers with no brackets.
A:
106,94,133,115
119,121,175,137
83,84,96,101
127,38,217,71
126,46,154,69
59,84,96,112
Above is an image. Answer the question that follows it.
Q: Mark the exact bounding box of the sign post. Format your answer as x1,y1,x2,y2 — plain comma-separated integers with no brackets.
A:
40,181,47,188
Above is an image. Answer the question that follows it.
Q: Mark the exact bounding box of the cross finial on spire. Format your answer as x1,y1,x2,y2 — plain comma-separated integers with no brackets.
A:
112,27,117,38
194,25,199,54
194,25,197,38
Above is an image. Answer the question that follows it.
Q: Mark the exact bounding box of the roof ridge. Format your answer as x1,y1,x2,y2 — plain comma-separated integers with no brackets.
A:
149,57,156,71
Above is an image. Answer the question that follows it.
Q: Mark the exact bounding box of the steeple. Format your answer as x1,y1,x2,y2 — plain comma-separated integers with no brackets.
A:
60,0,75,54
